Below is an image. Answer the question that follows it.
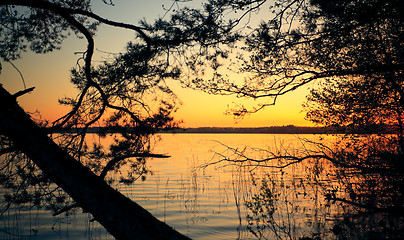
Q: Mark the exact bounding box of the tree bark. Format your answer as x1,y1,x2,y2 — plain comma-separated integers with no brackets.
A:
0,84,191,240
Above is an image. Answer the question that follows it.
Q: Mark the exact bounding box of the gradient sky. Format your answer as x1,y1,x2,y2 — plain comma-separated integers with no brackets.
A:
0,0,314,128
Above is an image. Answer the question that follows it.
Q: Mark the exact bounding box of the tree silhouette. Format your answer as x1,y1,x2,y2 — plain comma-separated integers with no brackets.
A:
200,1,404,238
1,0,403,239
188,0,404,116
0,0,271,238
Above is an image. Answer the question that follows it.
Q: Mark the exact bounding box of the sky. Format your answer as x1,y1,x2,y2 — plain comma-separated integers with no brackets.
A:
0,0,314,128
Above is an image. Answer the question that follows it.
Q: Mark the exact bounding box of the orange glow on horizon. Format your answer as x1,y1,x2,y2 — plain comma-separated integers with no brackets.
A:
168,80,313,128
0,1,314,129
1,55,313,128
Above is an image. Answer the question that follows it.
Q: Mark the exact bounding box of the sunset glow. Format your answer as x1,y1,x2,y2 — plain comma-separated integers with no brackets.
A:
1,1,402,239
0,53,312,128
0,0,313,128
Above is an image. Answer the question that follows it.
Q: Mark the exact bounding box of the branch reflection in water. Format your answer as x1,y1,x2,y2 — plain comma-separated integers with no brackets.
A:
205,134,404,240
1,133,403,239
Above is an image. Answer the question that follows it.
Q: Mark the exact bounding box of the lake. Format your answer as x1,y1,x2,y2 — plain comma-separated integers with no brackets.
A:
1,133,402,239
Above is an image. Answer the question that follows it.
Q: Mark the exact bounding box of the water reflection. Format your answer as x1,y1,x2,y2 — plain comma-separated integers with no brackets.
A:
228,135,404,240
1,134,403,239
230,161,335,240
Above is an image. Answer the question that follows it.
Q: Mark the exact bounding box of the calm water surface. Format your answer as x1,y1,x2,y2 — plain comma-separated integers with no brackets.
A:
1,134,345,239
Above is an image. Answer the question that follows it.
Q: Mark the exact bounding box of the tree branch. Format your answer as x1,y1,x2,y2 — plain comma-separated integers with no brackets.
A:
12,87,35,98
100,153,170,179
327,196,404,214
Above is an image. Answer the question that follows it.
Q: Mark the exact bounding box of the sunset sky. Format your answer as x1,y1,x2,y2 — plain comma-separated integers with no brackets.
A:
0,0,314,128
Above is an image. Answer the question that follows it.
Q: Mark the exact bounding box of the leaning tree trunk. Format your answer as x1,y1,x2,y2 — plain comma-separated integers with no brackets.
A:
0,85,191,240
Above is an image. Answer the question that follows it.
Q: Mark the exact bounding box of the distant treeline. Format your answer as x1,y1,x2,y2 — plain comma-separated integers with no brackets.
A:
52,124,396,135
164,124,398,134
163,125,331,134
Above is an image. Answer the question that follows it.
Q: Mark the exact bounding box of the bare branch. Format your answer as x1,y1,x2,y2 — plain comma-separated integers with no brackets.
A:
7,61,26,89
12,87,35,98
100,153,170,179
